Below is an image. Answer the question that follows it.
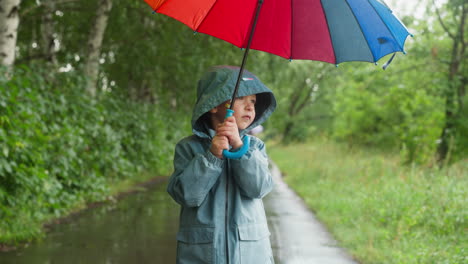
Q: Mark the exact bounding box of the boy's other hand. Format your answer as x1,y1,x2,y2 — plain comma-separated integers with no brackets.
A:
216,117,243,149
210,135,229,159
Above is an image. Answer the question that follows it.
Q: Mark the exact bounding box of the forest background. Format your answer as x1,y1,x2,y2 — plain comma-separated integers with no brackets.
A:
0,0,466,256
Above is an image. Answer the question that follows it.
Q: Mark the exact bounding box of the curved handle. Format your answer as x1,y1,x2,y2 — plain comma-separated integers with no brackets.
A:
223,136,250,159
222,109,250,159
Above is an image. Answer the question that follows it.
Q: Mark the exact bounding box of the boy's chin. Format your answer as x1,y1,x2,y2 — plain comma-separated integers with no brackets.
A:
238,123,252,130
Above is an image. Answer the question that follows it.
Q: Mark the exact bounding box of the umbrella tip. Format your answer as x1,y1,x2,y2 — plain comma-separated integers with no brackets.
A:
152,10,156,14
335,64,339,68
193,31,198,35
289,58,292,62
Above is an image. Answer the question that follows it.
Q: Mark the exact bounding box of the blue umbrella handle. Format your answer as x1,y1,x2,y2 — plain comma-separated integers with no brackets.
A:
222,109,250,159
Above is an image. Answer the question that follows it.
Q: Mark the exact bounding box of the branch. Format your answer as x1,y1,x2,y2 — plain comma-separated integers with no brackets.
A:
293,85,314,116
432,0,456,40
292,72,328,116
287,73,304,116
308,115,332,120
21,0,80,16
389,62,435,74
460,3,466,46
15,53,51,64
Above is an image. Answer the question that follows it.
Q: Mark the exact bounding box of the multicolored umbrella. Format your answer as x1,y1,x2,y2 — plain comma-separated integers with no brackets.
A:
145,0,410,64
144,0,412,158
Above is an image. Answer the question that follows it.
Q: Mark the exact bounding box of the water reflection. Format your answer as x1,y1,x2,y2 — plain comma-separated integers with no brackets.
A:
0,180,179,264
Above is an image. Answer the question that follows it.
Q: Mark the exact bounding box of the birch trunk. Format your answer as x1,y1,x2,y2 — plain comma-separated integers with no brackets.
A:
41,0,56,64
84,0,112,97
0,0,21,74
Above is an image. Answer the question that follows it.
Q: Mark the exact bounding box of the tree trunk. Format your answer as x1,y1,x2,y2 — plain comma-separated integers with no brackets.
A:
282,120,294,143
84,0,112,97
0,0,21,75
436,2,467,164
40,0,56,64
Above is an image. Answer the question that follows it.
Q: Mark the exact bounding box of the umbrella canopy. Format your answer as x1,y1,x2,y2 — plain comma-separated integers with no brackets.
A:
144,0,411,65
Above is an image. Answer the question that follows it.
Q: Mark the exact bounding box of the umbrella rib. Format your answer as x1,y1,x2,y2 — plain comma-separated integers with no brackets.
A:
290,0,293,59
367,0,405,52
319,0,337,64
344,0,377,63
150,0,167,12
193,0,219,32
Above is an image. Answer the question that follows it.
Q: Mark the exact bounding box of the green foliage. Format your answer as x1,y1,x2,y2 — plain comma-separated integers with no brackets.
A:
331,65,445,164
452,95,468,160
252,58,337,143
269,141,467,264
0,65,185,244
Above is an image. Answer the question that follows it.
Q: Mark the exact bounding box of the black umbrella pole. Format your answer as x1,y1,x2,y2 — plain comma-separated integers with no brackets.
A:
230,0,264,110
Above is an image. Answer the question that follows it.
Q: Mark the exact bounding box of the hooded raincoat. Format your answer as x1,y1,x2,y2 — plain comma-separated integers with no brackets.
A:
168,66,277,264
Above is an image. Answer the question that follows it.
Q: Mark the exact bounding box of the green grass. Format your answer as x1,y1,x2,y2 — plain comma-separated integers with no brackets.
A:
268,140,467,264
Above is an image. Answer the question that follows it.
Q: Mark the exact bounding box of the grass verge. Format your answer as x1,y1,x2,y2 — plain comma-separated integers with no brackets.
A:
268,140,467,264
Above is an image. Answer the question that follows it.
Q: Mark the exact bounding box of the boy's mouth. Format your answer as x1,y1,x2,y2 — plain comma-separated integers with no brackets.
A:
242,115,251,121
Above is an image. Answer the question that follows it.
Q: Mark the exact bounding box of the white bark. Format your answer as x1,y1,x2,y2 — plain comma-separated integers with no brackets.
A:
84,0,112,97
0,0,21,70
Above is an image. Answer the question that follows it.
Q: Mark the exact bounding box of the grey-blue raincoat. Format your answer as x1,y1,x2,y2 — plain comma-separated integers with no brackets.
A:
168,66,277,264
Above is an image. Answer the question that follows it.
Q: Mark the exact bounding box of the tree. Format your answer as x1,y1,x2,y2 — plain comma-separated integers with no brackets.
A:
281,64,332,142
40,0,56,64
433,0,467,163
0,0,21,75
84,0,112,97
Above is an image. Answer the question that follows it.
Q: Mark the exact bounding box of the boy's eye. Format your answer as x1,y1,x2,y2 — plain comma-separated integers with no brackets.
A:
237,96,255,104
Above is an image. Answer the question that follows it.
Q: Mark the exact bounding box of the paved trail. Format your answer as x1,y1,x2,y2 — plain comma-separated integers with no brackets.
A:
264,161,359,264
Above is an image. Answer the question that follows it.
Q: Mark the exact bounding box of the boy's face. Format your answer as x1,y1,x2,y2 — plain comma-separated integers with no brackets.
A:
211,94,257,130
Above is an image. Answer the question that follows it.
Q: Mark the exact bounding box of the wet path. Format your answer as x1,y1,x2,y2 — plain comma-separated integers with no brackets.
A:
265,162,359,264
1,164,358,264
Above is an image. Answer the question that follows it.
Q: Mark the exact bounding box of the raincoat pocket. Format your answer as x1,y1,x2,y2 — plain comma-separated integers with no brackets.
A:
238,223,273,264
176,227,214,264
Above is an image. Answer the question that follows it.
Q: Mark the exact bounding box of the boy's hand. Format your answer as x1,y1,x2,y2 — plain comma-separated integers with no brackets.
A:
210,135,229,159
216,116,243,149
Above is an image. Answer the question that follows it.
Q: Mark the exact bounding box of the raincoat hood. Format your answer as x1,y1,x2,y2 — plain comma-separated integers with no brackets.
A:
192,66,276,138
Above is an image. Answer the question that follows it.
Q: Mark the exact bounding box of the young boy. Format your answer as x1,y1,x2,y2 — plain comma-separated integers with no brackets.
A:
167,66,277,264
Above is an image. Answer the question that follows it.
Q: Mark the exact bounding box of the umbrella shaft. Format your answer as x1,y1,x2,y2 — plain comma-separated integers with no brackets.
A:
230,0,264,110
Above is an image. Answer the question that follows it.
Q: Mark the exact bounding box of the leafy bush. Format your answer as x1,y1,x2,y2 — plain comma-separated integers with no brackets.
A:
331,67,445,164
0,65,185,243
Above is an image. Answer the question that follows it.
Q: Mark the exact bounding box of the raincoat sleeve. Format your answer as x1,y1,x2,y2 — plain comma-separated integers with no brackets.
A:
230,137,273,199
167,137,225,207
